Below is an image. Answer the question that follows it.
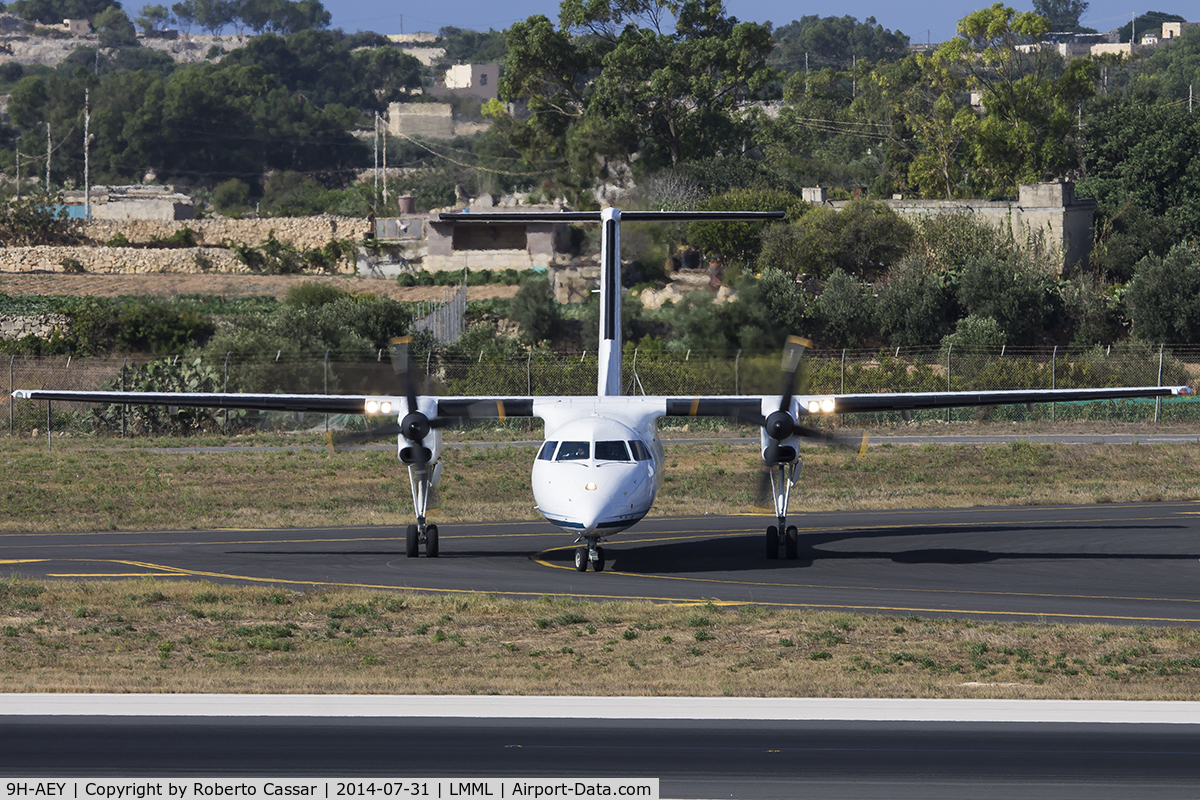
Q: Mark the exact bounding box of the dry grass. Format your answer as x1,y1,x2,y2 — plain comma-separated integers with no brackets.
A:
2,578,1199,699
4,438,1200,532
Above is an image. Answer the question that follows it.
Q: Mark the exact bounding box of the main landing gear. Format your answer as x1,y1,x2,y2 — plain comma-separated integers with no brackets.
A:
764,460,801,561
574,539,605,572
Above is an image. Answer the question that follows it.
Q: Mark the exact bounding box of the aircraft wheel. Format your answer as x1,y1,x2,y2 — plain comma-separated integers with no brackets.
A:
426,524,439,558
405,524,419,558
594,546,605,572
765,526,779,560
574,547,588,572
785,526,799,560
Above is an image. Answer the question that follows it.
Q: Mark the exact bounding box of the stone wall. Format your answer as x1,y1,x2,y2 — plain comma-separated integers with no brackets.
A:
81,215,363,249
423,250,553,272
0,246,249,274
0,313,71,341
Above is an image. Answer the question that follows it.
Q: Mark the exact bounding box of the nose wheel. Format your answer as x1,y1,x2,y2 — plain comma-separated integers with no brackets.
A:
405,521,439,558
765,523,800,560
574,543,605,572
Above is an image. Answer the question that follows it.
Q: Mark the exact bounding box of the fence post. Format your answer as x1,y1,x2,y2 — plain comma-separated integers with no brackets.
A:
1051,345,1057,423
840,348,846,425
324,349,331,434
526,350,532,396
46,399,51,451
223,352,230,435
734,349,741,395
8,355,13,435
945,343,952,423
1155,343,1164,424
120,357,127,439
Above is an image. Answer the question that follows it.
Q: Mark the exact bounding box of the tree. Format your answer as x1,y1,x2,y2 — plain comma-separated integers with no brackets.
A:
1032,0,1093,39
875,256,957,346
95,5,138,46
1077,101,1200,240
813,269,876,348
956,253,1053,345
9,0,111,25
498,0,776,190
135,3,170,34
759,198,912,279
688,186,806,266
509,275,562,345
193,0,233,35
770,15,910,72
1125,244,1200,343
171,0,194,33
932,3,1093,196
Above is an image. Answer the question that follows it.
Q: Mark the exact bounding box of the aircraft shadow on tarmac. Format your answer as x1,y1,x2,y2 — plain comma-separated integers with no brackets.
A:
551,523,1200,575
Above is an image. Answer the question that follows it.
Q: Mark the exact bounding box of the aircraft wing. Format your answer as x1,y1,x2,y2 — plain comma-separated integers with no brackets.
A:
660,386,1191,419
10,389,368,414
830,385,1190,414
10,389,541,419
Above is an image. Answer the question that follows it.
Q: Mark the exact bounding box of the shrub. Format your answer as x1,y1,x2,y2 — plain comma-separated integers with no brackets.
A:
941,314,1005,351
285,282,351,309
104,231,131,247
875,257,957,347
509,275,561,345
689,187,806,266
212,179,251,218
1125,243,1200,343
956,254,1053,346
813,269,876,348
774,199,913,279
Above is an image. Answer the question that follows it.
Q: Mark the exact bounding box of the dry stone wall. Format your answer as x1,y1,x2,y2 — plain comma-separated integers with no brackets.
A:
82,216,365,249
0,313,70,340
0,246,247,274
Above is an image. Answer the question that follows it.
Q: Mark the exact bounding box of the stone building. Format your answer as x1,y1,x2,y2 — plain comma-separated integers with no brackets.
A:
431,64,500,100
387,103,454,139
810,179,1096,270
63,185,194,221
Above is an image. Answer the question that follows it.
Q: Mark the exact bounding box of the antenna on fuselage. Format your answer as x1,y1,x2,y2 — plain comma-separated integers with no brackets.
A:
438,209,786,397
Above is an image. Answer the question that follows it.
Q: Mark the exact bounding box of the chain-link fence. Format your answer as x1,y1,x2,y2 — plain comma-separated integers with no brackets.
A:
6,342,1199,437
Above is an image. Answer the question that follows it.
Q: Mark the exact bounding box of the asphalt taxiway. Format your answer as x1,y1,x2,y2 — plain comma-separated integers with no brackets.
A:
5,502,1200,623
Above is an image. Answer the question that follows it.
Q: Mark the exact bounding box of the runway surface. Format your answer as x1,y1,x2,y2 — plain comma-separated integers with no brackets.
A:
5,502,1200,623
2,712,1199,799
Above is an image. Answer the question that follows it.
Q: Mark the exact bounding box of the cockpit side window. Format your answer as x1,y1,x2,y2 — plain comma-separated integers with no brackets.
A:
556,441,590,461
628,440,653,461
595,440,630,461
537,441,558,461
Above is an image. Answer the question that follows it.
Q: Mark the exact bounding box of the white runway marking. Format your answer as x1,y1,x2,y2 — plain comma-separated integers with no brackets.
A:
2,694,1199,724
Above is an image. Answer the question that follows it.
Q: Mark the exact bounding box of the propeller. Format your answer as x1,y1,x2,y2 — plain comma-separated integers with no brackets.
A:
326,337,515,454
748,336,867,509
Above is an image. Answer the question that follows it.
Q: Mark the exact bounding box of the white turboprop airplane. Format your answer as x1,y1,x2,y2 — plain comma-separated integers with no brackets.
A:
14,208,1194,571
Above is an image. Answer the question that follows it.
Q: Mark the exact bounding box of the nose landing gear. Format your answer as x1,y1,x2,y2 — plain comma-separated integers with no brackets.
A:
574,539,606,572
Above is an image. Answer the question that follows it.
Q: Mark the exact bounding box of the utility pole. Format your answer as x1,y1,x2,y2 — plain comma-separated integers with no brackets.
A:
382,112,388,211
373,111,379,214
14,149,19,200
84,88,90,220
805,52,809,94
852,54,856,99
1190,83,1194,113
45,121,50,192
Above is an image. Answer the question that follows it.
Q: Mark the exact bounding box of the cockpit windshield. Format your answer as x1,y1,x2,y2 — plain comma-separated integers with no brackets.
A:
556,441,590,461
595,440,630,461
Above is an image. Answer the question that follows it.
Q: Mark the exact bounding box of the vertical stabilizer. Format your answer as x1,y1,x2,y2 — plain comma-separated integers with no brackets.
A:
597,207,622,396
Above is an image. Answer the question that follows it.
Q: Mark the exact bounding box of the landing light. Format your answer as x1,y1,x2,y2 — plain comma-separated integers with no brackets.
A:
585,483,598,491
380,401,393,414
807,400,820,414
820,397,836,413
365,400,380,414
